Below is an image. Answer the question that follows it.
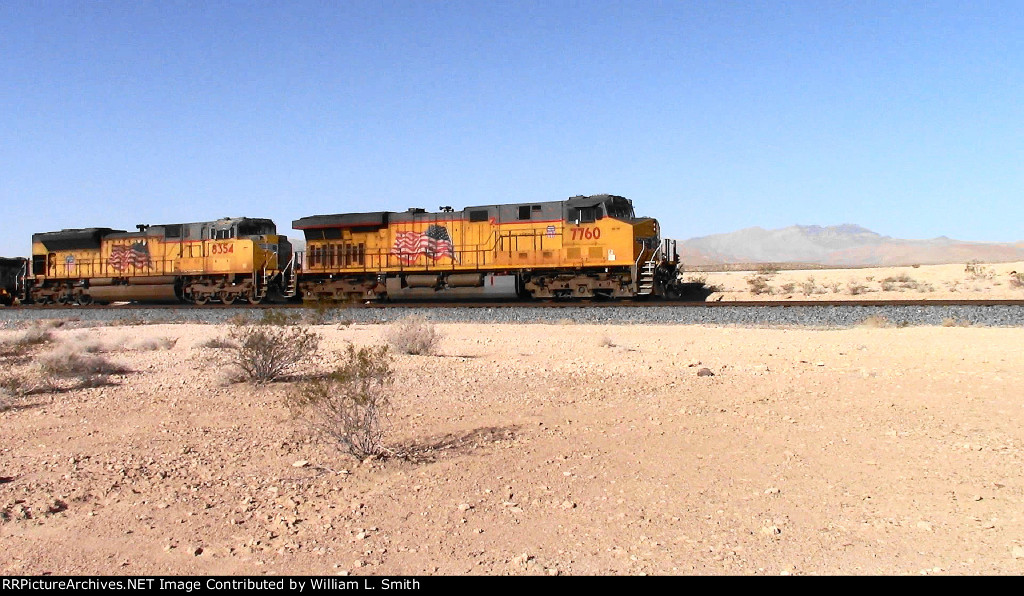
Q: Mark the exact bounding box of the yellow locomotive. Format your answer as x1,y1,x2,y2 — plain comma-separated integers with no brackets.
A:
29,217,293,305
293,194,685,301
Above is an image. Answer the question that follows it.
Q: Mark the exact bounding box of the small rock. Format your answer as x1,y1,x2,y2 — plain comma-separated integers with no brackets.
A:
762,526,781,536
560,501,576,510
764,487,780,495
292,460,309,468
697,368,715,377
458,503,473,511
1012,546,1024,559
916,521,933,532
192,547,204,556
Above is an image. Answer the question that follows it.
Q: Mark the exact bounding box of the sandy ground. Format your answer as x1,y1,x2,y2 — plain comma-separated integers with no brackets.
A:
2,317,1024,576
697,261,1024,301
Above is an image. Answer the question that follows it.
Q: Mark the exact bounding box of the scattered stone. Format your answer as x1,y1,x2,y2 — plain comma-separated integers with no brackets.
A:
697,368,715,377
764,487,780,495
560,501,576,510
1013,546,1024,560
458,503,473,512
916,521,933,532
292,460,309,468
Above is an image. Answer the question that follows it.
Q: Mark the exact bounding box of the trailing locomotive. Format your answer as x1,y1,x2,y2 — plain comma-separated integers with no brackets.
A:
293,194,688,301
0,257,27,306
27,217,293,305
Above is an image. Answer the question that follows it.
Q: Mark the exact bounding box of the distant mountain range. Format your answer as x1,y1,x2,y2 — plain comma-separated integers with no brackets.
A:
680,225,1024,266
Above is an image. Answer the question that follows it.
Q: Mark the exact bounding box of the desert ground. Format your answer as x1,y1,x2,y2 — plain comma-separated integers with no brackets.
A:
2,311,1024,576
696,261,1024,301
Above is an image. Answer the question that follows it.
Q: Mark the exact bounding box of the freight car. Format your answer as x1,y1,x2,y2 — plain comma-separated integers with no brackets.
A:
0,257,27,306
292,194,688,301
28,217,294,305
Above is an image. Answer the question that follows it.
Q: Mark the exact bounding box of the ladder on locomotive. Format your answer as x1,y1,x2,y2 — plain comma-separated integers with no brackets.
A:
282,252,300,298
637,243,663,296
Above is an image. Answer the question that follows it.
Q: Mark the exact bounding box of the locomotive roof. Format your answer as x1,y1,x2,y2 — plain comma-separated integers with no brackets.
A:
293,194,631,230
32,228,126,251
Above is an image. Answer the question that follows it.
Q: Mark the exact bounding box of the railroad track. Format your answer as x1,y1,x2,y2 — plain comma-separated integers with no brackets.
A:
7,298,1024,310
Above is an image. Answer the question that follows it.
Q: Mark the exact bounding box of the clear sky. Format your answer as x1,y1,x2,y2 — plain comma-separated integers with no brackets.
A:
2,1,1021,257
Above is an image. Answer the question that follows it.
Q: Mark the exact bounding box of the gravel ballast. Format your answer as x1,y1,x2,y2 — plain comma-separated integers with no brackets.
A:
1,303,1023,329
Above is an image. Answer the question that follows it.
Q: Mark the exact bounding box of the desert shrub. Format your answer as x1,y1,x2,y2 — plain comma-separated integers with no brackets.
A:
130,337,178,351
386,315,441,355
598,334,616,348
846,281,868,296
37,343,131,389
800,277,816,296
1009,272,1023,289
304,300,338,325
227,323,321,383
942,317,971,327
11,324,56,347
227,313,253,326
858,315,893,328
199,337,236,349
965,261,993,280
746,275,772,295
257,310,301,326
756,264,780,276
779,282,796,294
110,314,149,327
826,282,842,293
0,374,28,406
286,344,394,458
39,345,129,377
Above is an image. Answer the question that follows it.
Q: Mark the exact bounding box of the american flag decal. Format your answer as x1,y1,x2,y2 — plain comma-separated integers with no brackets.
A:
108,242,151,271
392,225,458,264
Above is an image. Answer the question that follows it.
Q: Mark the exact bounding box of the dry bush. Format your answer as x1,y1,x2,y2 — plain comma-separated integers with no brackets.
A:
965,261,993,280
800,277,817,296
257,310,301,326
779,282,796,294
0,374,29,409
130,337,178,351
386,315,441,355
756,264,780,277
227,323,321,383
1009,272,1023,289
37,343,131,390
10,323,57,347
942,317,971,327
304,301,338,325
858,315,893,328
746,275,772,295
846,281,869,296
199,337,236,349
286,344,394,458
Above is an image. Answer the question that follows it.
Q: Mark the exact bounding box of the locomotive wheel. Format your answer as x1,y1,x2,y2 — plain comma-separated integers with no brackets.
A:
77,294,93,306
220,292,236,305
247,291,263,305
194,294,210,305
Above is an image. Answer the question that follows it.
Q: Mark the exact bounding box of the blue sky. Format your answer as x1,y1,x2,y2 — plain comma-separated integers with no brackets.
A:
2,1,1021,256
